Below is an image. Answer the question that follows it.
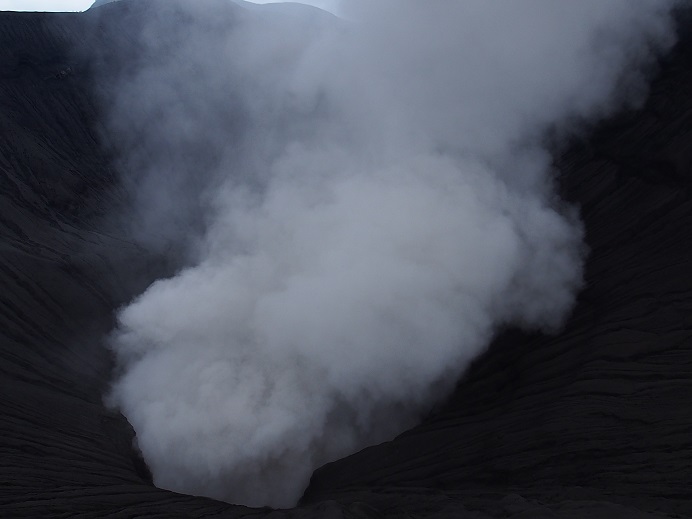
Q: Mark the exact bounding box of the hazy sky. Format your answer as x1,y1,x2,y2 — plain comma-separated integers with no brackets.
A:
0,0,337,13
0,0,92,10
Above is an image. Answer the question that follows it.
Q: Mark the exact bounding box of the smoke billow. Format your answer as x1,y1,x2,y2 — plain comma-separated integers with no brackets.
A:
102,0,681,508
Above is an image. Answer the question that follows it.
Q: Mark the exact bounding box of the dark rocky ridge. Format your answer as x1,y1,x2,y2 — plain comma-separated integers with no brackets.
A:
1,3,692,518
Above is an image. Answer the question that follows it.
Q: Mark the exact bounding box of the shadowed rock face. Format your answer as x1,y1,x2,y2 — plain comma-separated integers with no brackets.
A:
1,3,691,518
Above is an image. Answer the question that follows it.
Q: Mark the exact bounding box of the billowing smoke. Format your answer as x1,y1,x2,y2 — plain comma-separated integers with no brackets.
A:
102,0,681,508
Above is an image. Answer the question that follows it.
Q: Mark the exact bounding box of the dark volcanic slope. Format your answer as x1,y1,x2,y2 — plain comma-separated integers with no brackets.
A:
1,6,692,519
0,10,261,519
304,22,692,518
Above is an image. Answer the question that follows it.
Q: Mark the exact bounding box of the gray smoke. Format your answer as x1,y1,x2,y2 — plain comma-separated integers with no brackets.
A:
103,0,681,508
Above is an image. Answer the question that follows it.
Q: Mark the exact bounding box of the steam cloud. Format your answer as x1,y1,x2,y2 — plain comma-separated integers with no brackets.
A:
103,0,681,508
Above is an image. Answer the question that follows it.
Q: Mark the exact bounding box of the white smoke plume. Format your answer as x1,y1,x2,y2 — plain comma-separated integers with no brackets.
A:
102,0,681,508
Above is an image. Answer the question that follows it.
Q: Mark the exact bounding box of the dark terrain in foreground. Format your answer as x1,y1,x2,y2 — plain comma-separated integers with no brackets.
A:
1,3,692,518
